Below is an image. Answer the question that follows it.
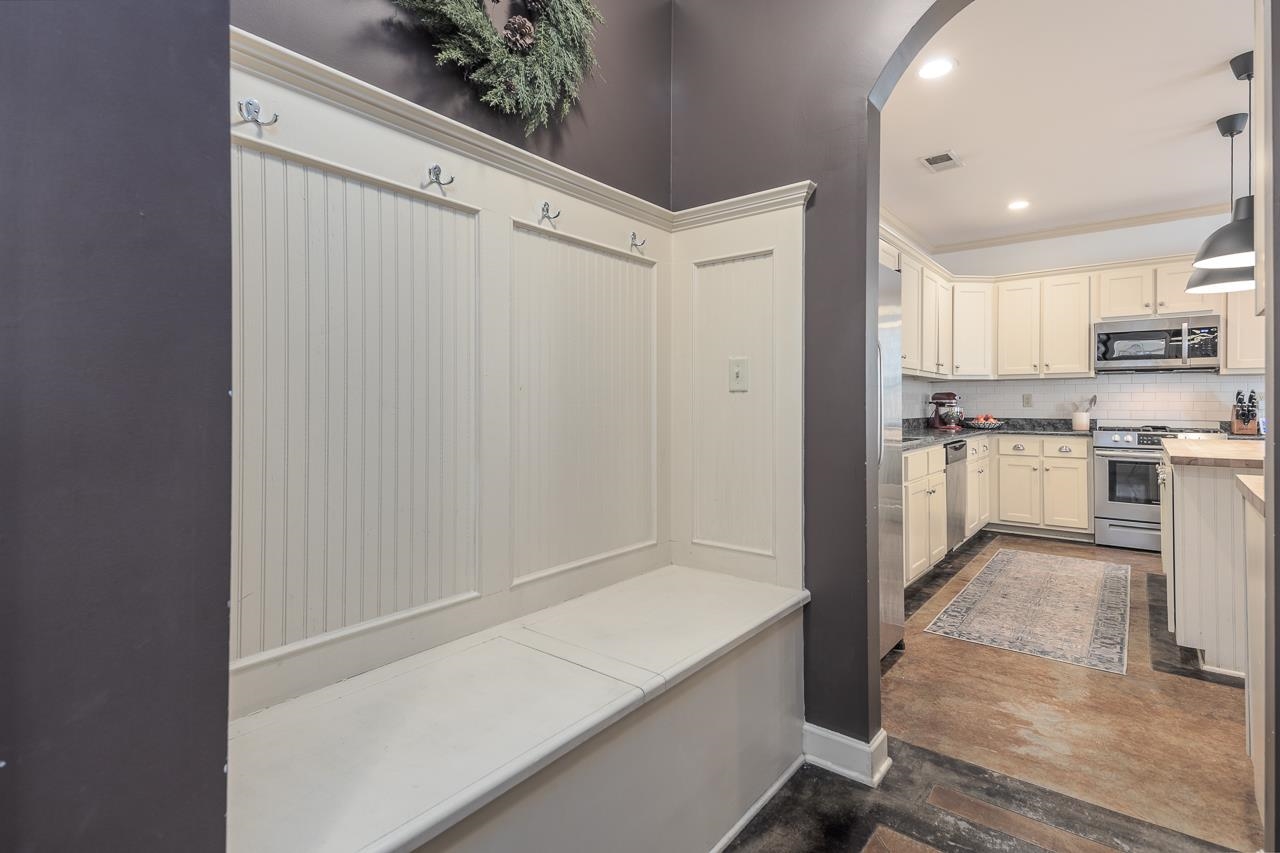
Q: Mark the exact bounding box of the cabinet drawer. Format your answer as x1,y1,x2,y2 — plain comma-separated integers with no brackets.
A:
966,437,991,460
904,445,948,481
927,445,946,474
1045,438,1089,458
998,437,1042,457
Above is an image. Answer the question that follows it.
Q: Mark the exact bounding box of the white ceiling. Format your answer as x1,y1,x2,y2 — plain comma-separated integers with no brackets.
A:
881,0,1254,252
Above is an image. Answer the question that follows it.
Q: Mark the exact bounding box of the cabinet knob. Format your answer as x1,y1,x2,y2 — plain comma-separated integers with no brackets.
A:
1158,301,1166,307
1032,466,1039,472
1144,302,1151,308
1033,363,1039,370
955,364,960,370
901,354,907,360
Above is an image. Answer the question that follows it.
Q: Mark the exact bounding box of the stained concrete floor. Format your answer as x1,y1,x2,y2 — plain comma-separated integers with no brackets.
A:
882,534,1262,851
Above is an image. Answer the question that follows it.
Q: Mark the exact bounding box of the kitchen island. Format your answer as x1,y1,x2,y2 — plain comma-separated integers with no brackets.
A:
1160,439,1264,677
1236,474,1265,820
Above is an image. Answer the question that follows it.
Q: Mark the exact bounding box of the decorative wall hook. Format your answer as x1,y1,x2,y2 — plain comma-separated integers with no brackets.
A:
629,231,647,250
237,98,279,127
539,201,561,224
425,163,455,189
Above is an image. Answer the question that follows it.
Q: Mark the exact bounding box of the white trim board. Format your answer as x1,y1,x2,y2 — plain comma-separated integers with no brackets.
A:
802,724,892,788
708,754,806,853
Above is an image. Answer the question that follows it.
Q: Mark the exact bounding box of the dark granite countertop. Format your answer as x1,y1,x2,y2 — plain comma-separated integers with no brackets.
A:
901,426,1091,451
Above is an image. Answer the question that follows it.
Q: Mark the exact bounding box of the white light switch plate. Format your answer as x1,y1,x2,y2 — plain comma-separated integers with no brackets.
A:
729,357,749,393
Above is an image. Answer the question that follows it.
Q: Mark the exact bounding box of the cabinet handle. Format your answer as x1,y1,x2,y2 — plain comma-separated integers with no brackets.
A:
1158,301,1166,307
955,364,960,370
1059,445,1072,453
1013,443,1026,451
978,469,984,474
901,354,907,360
1033,363,1039,370
1144,302,1151,308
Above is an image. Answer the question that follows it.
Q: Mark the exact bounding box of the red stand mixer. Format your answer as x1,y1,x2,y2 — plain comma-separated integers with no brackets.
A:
929,392,964,432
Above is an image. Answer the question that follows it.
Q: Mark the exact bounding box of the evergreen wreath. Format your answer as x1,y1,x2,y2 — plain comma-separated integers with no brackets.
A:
394,0,603,135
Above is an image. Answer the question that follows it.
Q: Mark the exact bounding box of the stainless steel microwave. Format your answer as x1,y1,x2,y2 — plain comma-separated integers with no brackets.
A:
1094,316,1220,373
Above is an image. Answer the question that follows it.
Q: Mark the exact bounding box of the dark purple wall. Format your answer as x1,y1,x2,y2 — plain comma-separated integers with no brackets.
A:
0,2,232,850
230,0,673,207
671,0,968,742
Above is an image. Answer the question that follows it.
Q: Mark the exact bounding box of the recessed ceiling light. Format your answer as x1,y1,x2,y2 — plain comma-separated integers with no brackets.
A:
918,58,956,80
1008,199,1031,211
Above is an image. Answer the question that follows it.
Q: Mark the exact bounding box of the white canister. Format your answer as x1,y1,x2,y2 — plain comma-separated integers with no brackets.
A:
1072,412,1091,432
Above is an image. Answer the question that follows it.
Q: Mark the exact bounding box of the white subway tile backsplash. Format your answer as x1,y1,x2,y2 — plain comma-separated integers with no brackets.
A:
902,373,1264,426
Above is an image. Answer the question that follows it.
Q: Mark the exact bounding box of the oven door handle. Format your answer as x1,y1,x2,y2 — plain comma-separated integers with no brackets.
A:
1095,450,1162,462
1182,320,1190,365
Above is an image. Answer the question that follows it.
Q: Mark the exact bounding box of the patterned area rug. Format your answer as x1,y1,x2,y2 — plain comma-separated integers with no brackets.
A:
925,549,1130,674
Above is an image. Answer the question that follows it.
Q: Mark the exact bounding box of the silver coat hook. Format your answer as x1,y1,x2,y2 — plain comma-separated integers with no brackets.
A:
237,98,279,127
425,164,454,189
539,202,561,224
629,231,646,250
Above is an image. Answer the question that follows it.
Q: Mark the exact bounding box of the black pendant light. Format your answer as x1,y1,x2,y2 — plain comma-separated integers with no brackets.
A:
1192,51,1255,273
1185,265,1255,294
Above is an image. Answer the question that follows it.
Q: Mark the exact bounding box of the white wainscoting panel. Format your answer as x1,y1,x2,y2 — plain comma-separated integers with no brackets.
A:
231,143,479,659
692,252,776,556
511,224,658,583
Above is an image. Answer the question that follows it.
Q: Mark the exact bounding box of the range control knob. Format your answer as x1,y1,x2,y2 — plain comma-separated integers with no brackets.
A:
1112,434,1122,442
1123,435,1135,443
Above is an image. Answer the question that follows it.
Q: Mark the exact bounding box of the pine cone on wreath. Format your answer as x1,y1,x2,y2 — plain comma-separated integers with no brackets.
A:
503,16,536,52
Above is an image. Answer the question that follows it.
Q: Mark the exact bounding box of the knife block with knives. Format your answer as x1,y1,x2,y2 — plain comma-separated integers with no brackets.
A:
1231,390,1260,436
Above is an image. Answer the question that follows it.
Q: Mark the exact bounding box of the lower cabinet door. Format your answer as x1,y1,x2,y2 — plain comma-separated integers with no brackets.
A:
927,472,948,565
1042,458,1089,529
904,477,932,584
977,465,992,526
964,459,982,537
998,457,1043,525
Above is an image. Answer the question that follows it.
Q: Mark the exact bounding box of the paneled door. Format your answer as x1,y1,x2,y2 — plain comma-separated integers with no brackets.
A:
1040,273,1091,375
952,283,993,376
976,464,992,527
922,269,943,375
998,456,1043,525
904,477,931,583
996,279,1042,376
936,280,954,378
927,472,948,565
1155,262,1218,315
1098,266,1154,318
901,254,924,372
964,459,982,538
1042,458,1089,529
1226,289,1266,372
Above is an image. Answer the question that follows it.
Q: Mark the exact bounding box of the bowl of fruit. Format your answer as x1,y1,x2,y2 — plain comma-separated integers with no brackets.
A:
961,414,1004,430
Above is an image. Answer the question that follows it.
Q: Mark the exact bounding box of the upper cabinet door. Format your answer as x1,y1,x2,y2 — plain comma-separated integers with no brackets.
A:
921,269,944,374
901,254,923,372
936,281,954,378
878,239,900,271
1154,262,1219,316
1040,273,1091,375
952,283,993,377
996,279,1042,376
1225,289,1266,372
1098,266,1155,318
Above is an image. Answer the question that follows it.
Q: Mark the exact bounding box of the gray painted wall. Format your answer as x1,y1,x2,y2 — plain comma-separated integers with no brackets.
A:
0,1,232,850
230,0,673,206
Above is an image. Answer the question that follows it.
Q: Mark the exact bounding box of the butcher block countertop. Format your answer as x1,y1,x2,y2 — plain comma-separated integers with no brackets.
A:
1162,438,1265,469
1236,474,1265,515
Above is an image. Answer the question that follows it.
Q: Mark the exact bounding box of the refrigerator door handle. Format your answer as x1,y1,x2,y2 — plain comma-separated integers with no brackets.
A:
876,342,884,465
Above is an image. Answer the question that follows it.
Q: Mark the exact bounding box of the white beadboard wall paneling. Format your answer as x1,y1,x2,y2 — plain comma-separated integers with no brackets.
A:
691,251,777,557
231,141,480,661
671,185,811,589
905,374,1265,426
510,222,659,586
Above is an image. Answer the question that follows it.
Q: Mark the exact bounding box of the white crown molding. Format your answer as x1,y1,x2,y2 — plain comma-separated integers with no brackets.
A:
672,181,816,231
229,27,674,231
930,202,1228,255
802,724,891,787
879,208,938,255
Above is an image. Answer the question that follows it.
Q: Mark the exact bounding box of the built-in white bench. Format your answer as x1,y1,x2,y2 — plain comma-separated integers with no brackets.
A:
228,566,809,853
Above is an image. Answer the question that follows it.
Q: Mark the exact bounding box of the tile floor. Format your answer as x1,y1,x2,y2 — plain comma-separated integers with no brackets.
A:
727,533,1262,852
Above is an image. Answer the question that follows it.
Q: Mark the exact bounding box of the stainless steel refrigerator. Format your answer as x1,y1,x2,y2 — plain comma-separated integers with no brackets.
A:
877,262,905,657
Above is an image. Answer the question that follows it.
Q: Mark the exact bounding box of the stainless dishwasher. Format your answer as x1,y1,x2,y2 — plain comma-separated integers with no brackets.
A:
944,439,969,551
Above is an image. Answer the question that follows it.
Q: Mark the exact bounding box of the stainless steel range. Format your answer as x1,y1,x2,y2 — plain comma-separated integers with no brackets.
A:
1092,425,1219,551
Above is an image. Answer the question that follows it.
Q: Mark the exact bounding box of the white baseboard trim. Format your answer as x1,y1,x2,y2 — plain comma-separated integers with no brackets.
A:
802,724,892,788
708,754,805,853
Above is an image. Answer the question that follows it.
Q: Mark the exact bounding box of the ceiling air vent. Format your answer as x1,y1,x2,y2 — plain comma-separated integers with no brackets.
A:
919,151,963,173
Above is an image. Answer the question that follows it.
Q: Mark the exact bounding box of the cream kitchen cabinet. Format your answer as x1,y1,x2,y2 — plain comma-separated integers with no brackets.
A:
997,277,1091,378
920,269,952,377
878,239,900,271
964,452,992,539
1040,274,1092,375
1098,266,1155,318
996,279,1042,376
952,283,994,377
1154,262,1218,315
995,437,1091,532
901,253,923,372
903,447,948,585
1225,288,1266,373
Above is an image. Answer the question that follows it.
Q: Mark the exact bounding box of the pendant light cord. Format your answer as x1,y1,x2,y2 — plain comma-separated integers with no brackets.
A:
1248,75,1253,192
1230,131,1236,207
